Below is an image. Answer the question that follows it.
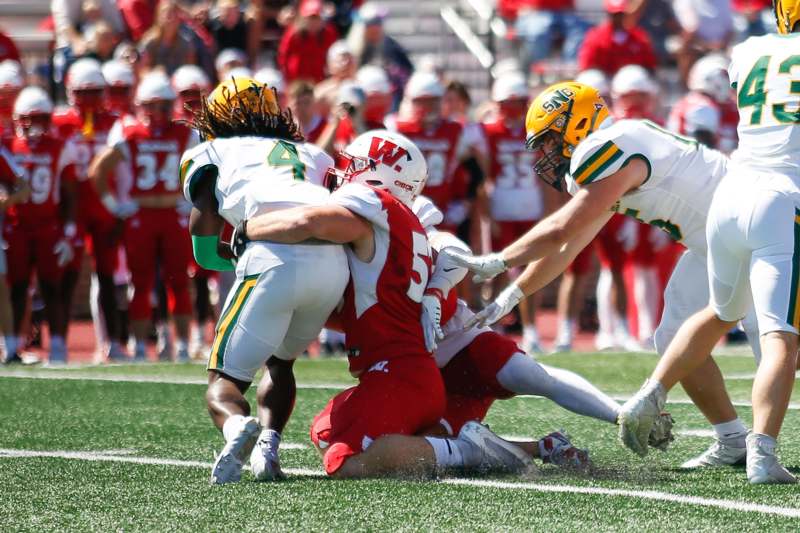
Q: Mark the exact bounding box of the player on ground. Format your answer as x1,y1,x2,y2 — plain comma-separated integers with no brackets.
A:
618,2,800,484
441,81,760,468
237,130,537,480
54,58,126,360
90,72,196,361
7,87,77,364
181,78,349,484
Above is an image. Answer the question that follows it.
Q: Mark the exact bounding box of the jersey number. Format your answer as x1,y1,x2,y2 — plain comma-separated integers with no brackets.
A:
21,165,53,205
407,231,432,303
267,141,305,181
136,153,179,191
623,208,682,242
738,55,800,125
496,152,535,189
424,152,447,188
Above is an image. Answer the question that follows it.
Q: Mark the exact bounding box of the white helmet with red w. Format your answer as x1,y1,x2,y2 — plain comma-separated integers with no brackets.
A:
66,58,105,91
338,129,427,207
13,86,53,139
688,54,731,104
172,65,211,94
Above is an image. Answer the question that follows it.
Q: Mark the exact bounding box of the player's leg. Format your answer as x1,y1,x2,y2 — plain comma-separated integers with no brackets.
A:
159,212,192,360
124,214,159,360
58,234,84,344
0,231,17,362
36,224,68,363
90,219,124,360
4,226,30,363
553,247,593,352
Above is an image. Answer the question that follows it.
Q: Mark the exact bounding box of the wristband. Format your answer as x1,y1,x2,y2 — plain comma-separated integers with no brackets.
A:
424,287,446,303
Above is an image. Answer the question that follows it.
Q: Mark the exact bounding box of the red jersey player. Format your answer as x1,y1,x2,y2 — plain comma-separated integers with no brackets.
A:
171,65,211,122
53,58,127,359
394,72,470,233
101,60,136,117
238,130,534,479
0,60,23,142
90,72,197,361
7,87,78,364
482,74,547,353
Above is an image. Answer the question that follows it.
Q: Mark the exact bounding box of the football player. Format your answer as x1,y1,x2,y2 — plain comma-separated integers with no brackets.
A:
53,58,126,360
0,61,23,141
482,74,547,353
442,81,760,469
7,87,77,364
90,72,195,361
237,130,536,480
171,65,211,122
101,60,135,117
180,78,348,484
619,2,800,484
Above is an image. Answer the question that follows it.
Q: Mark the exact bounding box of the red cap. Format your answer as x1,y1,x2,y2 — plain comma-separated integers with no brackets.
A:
299,0,323,17
604,0,628,13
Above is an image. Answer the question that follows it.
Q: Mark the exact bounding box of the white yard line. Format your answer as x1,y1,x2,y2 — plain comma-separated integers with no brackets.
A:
3,448,800,519
676,429,716,438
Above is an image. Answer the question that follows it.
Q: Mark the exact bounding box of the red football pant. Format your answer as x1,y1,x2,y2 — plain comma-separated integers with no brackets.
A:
310,355,445,475
492,220,535,251
124,207,191,321
439,331,519,435
5,221,65,284
594,214,627,271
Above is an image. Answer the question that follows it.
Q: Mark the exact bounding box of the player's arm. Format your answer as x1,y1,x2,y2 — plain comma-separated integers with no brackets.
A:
88,144,129,217
187,168,234,272
502,159,645,268
243,204,373,245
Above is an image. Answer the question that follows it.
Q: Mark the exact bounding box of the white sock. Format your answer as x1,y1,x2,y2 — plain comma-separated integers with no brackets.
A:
5,335,17,356
425,436,481,469
496,354,621,424
523,326,539,342
556,319,574,343
176,339,188,352
713,419,748,442
222,414,246,442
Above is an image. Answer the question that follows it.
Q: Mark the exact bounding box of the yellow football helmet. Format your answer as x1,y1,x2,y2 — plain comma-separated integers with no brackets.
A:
774,0,800,34
525,81,609,191
207,77,280,120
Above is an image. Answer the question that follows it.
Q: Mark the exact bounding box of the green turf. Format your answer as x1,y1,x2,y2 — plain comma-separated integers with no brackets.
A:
2,354,799,531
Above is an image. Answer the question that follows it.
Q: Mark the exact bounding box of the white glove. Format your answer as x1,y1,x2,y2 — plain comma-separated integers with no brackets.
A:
441,248,507,283
116,199,139,219
421,289,445,352
53,238,74,267
464,283,524,329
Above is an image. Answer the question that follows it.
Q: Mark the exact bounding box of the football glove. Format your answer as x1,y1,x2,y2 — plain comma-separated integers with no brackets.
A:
230,219,249,258
421,288,445,352
440,248,507,283
464,283,523,330
53,238,74,267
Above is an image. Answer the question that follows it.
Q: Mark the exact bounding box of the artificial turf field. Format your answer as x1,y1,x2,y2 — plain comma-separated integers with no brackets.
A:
2,352,800,531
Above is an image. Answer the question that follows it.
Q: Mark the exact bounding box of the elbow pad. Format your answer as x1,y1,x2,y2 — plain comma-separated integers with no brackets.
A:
192,235,235,271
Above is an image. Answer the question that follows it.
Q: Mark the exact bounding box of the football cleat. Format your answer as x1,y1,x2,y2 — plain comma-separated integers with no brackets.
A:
746,433,797,485
210,416,261,485
539,431,591,469
681,437,746,469
458,421,537,475
617,380,666,457
250,432,286,482
648,412,675,452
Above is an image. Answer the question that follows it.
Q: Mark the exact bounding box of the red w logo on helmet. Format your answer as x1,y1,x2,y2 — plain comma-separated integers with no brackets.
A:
368,137,409,172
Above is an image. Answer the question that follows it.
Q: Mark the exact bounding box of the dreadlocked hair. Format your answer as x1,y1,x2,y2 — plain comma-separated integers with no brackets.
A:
190,85,305,142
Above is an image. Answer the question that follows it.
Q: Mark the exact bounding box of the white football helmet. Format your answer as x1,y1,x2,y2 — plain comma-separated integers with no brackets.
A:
334,129,427,207
135,72,176,104
611,65,657,97
688,54,731,104
13,86,53,139
405,72,444,99
172,65,211,93
0,60,23,90
575,69,610,100
102,60,135,88
66,58,105,91
491,74,528,102
254,67,285,93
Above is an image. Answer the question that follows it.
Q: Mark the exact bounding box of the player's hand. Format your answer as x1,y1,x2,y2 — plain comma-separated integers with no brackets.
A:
230,220,249,258
53,238,74,267
116,199,139,219
421,289,445,352
441,248,507,283
464,283,523,329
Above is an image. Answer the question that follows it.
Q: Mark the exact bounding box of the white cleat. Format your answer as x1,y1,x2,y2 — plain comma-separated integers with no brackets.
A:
210,416,261,485
681,438,746,469
458,421,537,475
251,434,286,482
746,433,797,485
539,431,591,469
618,380,666,457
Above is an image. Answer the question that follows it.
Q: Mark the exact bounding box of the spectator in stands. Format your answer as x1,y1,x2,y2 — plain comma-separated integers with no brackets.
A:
347,2,413,109
632,0,678,64
732,0,773,38
0,29,20,64
83,21,121,62
577,0,657,77
357,65,392,128
513,0,590,70
287,80,326,142
118,0,156,42
315,40,357,117
139,0,198,75
215,48,248,80
277,0,338,83
205,0,262,63
673,0,733,84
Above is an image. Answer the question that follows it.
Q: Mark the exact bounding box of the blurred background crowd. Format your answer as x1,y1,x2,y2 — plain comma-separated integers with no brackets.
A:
0,0,771,363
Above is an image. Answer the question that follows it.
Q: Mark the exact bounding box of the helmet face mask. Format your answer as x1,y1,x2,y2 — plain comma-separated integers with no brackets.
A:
71,88,105,111
528,130,569,192
138,99,173,128
15,113,51,141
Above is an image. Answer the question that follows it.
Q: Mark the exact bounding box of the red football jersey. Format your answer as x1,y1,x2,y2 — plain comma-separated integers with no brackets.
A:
111,120,196,198
0,144,21,189
482,118,543,222
394,119,464,211
667,92,738,154
8,134,77,225
52,108,119,182
331,183,434,374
